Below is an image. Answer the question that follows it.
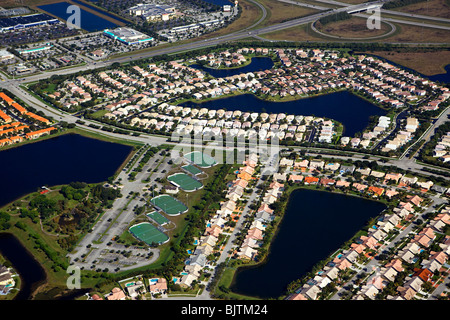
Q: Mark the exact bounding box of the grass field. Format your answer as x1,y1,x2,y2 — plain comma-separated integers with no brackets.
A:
184,151,217,168
256,0,320,28
379,23,450,43
182,164,203,176
147,211,170,226
315,16,392,38
362,50,450,76
129,222,169,245
150,194,188,216
168,173,203,192
393,0,450,19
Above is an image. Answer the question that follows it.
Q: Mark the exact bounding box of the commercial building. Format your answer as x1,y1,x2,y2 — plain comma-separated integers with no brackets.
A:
103,27,153,45
128,4,175,21
0,13,60,32
0,49,14,61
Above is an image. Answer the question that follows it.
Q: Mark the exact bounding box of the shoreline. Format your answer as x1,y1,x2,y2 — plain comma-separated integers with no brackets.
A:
224,185,388,300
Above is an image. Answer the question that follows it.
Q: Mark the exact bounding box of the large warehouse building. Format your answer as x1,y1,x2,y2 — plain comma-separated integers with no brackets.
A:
103,27,154,45
0,13,60,32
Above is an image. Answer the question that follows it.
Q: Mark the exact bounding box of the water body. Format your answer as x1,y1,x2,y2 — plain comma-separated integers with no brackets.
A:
190,57,274,78
0,233,47,300
38,2,118,32
70,0,129,25
370,55,450,84
201,0,234,6
230,188,386,299
179,91,386,137
0,133,132,208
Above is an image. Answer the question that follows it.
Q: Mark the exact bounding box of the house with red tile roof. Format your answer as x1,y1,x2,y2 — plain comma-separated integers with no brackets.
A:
149,278,167,294
413,268,433,283
413,234,433,247
319,178,335,186
246,228,263,241
385,189,399,198
368,186,384,197
304,176,319,185
106,287,126,300
287,293,307,300
335,180,350,188
407,195,424,207
288,174,303,183
352,183,368,192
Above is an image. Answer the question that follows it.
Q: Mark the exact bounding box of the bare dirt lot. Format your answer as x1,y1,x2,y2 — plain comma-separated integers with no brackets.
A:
316,16,391,38
393,0,450,19
363,50,450,76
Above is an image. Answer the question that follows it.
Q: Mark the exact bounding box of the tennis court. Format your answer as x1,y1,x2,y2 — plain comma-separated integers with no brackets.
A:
182,164,203,176
129,222,169,245
168,172,203,192
150,194,188,216
147,211,169,226
183,151,217,168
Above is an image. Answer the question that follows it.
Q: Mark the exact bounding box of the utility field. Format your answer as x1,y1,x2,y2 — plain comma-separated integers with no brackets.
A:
147,211,169,226
182,164,203,176
183,151,217,168
129,222,169,245
150,194,188,216
167,173,203,192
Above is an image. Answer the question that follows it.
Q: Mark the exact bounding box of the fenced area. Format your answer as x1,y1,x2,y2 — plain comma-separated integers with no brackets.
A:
183,151,217,168
181,164,203,176
147,211,169,226
129,222,169,245
150,194,188,216
167,172,203,192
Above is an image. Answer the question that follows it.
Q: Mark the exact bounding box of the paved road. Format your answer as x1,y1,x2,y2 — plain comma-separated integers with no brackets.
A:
311,0,450,24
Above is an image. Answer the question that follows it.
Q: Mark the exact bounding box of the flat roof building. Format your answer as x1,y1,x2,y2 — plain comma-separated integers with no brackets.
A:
103,27,153,45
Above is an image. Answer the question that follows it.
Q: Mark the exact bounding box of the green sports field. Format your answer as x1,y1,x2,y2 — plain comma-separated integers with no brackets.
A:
147,211,169,226
168,172,203,192
182,164,203,176
129,222,169,245
150,194,188,216
183,151,217,168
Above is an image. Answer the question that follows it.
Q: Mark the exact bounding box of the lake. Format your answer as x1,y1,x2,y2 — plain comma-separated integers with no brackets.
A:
38,2,119,32
0,133,132,208
201,0,234,6
370,55,450,84
190,57,274,78
70,0,129,25
179,91,386,137
0,233,47,300
230,188,386,299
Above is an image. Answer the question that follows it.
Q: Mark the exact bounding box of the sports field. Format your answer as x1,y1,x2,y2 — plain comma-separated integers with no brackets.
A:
184,151,217,168
129,222,169,245
150,194,188,216
182,164,203,176
168,173,203,192
147,211,169,226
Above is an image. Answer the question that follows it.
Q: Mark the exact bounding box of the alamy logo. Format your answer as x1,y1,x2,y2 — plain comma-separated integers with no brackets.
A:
66,5,81,29
66,265,81,289
366,7,381,30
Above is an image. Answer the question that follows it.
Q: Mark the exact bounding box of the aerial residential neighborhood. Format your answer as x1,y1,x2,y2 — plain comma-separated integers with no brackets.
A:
0,0,449,316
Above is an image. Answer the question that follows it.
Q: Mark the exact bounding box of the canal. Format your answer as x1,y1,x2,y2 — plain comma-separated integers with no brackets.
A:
0,233,46,300
230,188,386,299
